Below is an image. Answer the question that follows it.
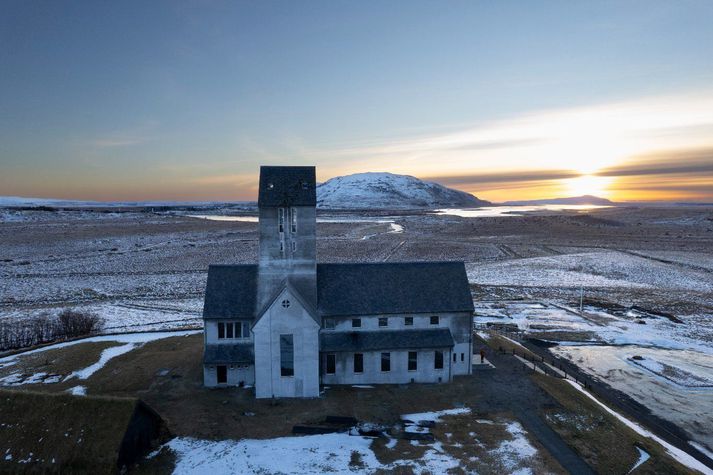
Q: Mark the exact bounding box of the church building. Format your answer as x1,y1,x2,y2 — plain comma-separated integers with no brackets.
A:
202,166,474,398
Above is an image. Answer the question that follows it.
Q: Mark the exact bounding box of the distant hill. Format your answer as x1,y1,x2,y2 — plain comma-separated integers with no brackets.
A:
316,172,490,209
502,195,615,206
0,196,253,209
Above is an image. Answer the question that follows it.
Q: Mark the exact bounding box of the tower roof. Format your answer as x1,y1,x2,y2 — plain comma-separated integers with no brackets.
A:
258,166,316,207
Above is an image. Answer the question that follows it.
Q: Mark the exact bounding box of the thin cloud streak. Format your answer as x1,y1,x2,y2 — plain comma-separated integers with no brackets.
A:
597,148,713,177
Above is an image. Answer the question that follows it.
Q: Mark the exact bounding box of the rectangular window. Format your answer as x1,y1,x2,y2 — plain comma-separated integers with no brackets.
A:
461,353,465,362
218,322,225,339
352,318,361,328
354,353,363,373
408,351,418,371
280,334,294,377
216,365,227,384
381,352,390,372
278,208,285,233
290,207,297,233
326,354,336,374
234,321,249,339
279,241,284,252
435,350,444,370
404,317,413,326
378,317,388,327
430,316,440,325
226,322,234,339
291,241,296,252
453,353,457,363
324,318,335,330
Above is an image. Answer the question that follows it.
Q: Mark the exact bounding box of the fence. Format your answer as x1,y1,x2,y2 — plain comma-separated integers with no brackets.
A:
474,322,713,470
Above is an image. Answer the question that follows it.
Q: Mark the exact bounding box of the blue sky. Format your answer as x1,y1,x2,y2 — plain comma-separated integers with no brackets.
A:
2,0,713,201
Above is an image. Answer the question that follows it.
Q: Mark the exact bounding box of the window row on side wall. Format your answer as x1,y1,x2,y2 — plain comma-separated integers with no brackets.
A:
324,350,447,374
323,315,442,330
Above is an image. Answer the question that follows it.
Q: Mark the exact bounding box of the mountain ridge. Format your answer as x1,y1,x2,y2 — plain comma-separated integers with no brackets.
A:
316,172,490,209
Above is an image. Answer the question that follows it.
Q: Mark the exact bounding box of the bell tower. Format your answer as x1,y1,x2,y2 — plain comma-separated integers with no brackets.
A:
256,166,317,312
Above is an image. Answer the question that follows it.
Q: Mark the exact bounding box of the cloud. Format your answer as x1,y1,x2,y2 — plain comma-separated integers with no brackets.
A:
426,169,580,186
597,147,713,177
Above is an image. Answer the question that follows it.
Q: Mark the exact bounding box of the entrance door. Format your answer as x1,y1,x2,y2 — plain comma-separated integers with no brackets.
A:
217,365,227,384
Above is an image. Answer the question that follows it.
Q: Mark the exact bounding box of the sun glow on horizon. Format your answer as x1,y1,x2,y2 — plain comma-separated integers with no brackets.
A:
563,175,615,198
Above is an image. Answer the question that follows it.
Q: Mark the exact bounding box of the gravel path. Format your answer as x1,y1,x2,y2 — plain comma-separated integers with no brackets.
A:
474,338,596,474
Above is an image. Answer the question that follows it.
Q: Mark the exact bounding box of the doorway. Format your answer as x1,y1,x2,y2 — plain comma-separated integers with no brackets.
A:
217,365,227,384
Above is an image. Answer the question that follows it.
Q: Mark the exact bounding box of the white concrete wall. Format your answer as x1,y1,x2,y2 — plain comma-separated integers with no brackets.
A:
253,288,320,398
320,348,452,385
203,364,255,387
322,311,473,376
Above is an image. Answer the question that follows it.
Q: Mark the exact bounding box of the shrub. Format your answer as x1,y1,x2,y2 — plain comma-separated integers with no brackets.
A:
0,309,102,351
57,309,102,338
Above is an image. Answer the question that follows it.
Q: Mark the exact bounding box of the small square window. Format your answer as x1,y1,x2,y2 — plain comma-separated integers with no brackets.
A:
378,317,388,327
430,316,439,325
404,317,413,326
352,318,361,328
324,318,335,330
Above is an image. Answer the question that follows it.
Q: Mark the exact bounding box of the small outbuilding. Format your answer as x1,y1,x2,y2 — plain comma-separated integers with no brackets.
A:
0,389,167,473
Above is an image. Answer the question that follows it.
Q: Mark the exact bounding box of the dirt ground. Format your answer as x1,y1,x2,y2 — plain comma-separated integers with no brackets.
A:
1,332,699,474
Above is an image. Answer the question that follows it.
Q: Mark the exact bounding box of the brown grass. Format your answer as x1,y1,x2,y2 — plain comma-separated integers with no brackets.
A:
532,373,696,475
0,390,145,474
0,340,122,393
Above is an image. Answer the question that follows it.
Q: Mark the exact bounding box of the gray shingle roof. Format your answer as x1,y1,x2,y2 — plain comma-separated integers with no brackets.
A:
202,265,257,319
320,329,454,352
203,261,473,319
316,262,474,316
204,344,254,364
258,166,316,207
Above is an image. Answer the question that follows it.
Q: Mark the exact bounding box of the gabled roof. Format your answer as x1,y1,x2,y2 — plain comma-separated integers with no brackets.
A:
203,261,474,319
316,262,474,317
204,344,254,364
320,329,454,352
202,265,257,319
258,166,316,207
252,278,320,327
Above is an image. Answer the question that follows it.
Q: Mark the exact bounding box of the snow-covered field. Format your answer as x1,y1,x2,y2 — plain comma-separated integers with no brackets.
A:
475,300,713,455
162,408,542,475
468,251,713,293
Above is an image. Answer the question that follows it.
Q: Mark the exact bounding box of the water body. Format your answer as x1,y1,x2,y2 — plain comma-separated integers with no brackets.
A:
188,214,404,235
437,205,611,218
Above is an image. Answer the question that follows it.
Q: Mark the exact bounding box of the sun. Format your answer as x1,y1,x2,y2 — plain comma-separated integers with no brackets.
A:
563,175,613,198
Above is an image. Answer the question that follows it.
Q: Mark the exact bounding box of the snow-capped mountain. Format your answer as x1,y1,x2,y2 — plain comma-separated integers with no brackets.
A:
316,172,490,209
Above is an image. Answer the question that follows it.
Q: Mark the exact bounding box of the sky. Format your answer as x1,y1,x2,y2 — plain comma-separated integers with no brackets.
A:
1,0,713,203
